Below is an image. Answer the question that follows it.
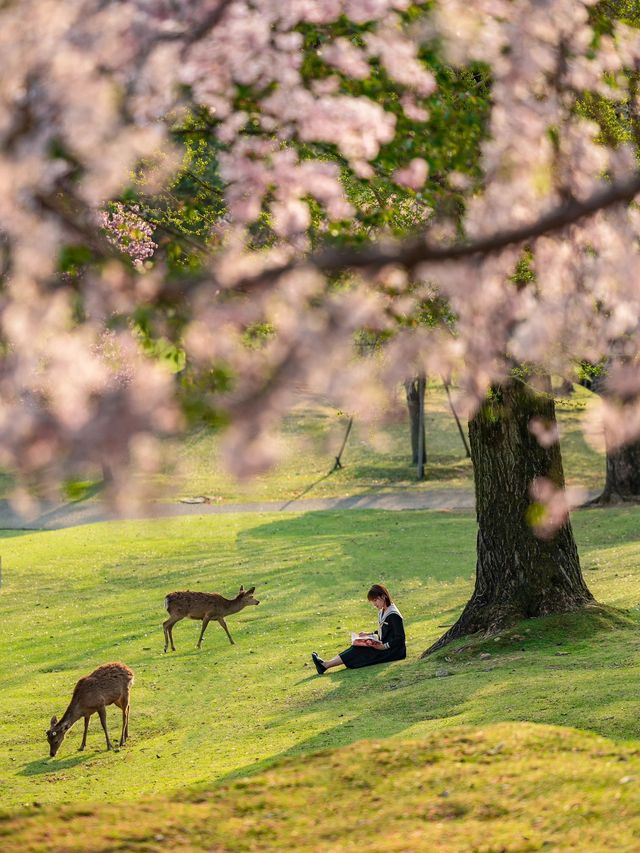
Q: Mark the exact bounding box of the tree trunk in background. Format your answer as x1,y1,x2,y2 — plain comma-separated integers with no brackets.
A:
598,439,640,502
405,377,426,466
553,377,574,397
584,367,640,504
101,460,113,485
425,380,594,654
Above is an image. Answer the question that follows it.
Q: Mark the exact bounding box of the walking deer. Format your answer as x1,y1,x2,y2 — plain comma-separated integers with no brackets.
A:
163,585,259,652
46,662,134,757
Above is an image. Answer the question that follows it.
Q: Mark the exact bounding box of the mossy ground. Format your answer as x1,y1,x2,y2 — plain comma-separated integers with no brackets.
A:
2,506,640,850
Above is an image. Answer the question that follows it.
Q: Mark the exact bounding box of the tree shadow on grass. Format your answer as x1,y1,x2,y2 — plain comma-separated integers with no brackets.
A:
572,507,640,549
227,510,640,769
426,461,473,481
0,480,107,537
336,459,472,486
197,607,640,795
0,528,47,541
190,654,466,792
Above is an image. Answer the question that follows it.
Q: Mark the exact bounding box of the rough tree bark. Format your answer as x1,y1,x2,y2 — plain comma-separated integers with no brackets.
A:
424,379,594,655
405,376,427,467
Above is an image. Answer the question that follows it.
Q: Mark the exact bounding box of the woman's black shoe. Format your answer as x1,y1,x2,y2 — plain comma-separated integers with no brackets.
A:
311,652,326,675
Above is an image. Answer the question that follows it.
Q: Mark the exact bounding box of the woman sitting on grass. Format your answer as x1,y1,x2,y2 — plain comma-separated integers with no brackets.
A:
311,583,406,674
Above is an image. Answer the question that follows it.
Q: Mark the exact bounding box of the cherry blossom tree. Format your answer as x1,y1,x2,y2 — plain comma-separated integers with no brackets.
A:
2,0,640,642
0,0,431,507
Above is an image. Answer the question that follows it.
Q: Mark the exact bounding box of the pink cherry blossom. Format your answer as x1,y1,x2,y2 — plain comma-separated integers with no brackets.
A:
393,158,429,191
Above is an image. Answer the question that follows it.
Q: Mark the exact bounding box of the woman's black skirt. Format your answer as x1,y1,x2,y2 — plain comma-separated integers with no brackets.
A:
339,644,406,669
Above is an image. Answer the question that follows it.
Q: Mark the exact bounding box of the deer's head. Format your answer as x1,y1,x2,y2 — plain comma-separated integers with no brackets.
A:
46,715,70,757
239,585,259,606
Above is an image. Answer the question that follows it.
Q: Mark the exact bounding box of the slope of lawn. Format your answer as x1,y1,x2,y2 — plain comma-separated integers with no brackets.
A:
2,505,640,828
5,722,640,852
0,383,606,504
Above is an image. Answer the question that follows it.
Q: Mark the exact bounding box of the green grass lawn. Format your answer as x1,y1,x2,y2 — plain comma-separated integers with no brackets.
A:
5,723,640,852
155,384,606,502
0,383,606,505
1,506,640,850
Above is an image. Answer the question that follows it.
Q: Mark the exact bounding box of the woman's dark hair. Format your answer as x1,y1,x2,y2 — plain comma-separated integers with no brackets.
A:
367,584,392,607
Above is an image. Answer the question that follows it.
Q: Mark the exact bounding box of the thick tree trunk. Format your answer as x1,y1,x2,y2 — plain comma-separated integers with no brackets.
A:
405,377,426,466
425,380,594,654
596,439,640,503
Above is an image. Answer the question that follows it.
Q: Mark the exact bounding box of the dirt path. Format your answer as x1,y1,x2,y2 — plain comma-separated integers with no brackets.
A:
0,488,477,531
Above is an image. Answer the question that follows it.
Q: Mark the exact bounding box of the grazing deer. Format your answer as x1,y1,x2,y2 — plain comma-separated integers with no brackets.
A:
163,585,259,652
46,662,134,757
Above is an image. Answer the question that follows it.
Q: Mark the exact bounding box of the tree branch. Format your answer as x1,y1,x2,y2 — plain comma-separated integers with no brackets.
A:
182,0,235,51
141,213,209,253
153,0,235,55
233,172,640,291
180,169,224,198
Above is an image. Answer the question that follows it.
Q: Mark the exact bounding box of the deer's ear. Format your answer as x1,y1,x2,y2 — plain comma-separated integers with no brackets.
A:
50,715,57,727
246,586,255,596
239,585,244,593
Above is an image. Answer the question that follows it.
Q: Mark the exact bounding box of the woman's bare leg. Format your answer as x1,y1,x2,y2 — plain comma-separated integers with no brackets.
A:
321,655,344,670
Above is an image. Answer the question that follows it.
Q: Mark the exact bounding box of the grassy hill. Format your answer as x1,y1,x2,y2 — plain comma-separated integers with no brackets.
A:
5,722,640,852
2,505,640,849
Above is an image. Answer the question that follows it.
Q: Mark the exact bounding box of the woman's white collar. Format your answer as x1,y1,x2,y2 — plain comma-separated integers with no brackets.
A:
379,603,402,621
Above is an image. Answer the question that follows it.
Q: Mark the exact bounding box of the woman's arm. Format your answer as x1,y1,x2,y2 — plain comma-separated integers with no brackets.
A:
353,624,381,647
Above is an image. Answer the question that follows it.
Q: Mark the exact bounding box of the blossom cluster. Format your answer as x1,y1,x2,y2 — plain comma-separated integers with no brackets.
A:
99,204,157,267
200,0,640,498
0,0,436,499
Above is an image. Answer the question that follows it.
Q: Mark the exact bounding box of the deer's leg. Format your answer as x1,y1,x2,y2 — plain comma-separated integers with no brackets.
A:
97,706,113,751
218,617,235,645
79,715,90,751
119,703,128,746
163,615,181,652
196,615,212,649
116,693,129,746
124,690,131,743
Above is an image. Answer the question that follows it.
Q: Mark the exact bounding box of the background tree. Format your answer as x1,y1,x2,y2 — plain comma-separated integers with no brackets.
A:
404,376,427,470
582,360,640,503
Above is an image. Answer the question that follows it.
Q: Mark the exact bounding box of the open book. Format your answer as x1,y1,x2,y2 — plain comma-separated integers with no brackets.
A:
350,632,379,646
